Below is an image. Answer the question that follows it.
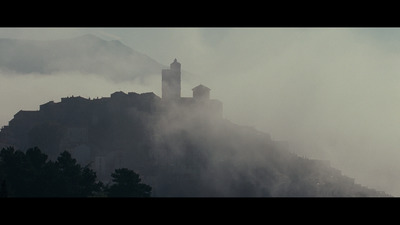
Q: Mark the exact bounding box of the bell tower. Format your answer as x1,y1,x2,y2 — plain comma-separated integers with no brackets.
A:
162,58,181,100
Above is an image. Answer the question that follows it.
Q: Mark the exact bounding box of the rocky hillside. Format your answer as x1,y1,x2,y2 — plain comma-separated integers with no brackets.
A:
0,91,389,197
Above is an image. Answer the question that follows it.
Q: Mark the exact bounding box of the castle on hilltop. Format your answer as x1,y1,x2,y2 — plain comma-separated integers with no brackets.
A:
0,59,223,177
162,58,214,102
161,58,223,116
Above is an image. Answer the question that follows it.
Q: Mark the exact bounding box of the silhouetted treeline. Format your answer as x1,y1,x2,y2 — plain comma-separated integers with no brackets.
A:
0,146,151,197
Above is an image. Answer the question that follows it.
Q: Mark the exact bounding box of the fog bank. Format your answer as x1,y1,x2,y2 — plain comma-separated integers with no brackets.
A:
1,28,400,195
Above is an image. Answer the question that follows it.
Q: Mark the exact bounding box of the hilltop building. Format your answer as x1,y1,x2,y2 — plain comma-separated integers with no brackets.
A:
161,59,223,118
192,84,211,101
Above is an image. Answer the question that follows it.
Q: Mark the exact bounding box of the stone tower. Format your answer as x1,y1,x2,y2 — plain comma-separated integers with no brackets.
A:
162,58,181,100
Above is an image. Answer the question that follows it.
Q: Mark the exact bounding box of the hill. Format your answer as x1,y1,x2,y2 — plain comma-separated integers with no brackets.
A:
0,91,389,197
0,39,389,197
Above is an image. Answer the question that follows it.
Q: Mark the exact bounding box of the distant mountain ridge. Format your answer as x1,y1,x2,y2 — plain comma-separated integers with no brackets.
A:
0,34,165,82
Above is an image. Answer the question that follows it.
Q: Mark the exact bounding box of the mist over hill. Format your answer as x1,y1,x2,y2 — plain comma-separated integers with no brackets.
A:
0,91,389,197
0,34,165,82
0,33,391,197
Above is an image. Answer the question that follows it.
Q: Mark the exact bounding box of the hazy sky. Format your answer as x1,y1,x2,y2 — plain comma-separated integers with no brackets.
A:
1,27,400,195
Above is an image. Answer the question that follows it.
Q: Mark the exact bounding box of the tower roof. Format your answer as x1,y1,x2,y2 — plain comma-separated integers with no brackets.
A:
171,58,181,66
192,84,211,91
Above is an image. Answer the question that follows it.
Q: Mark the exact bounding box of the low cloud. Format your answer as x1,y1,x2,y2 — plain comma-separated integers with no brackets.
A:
162,28,400,195
2,28,400,195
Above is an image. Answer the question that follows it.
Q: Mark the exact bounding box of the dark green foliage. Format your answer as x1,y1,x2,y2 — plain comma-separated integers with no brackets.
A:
0,147,103,197
0,146,152,197
106,168,152,197
51,151,103,197
0,147,31,196
0,180,8,197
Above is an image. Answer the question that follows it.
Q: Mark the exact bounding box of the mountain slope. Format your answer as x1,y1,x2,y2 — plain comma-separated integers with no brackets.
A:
0,92,389,197
0,34,165,82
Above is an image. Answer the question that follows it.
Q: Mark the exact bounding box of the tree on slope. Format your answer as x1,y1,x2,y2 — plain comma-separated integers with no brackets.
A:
106,168,152,197
0,147,103,197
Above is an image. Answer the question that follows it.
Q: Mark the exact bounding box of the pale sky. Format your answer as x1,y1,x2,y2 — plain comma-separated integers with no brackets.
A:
1,27,400,195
